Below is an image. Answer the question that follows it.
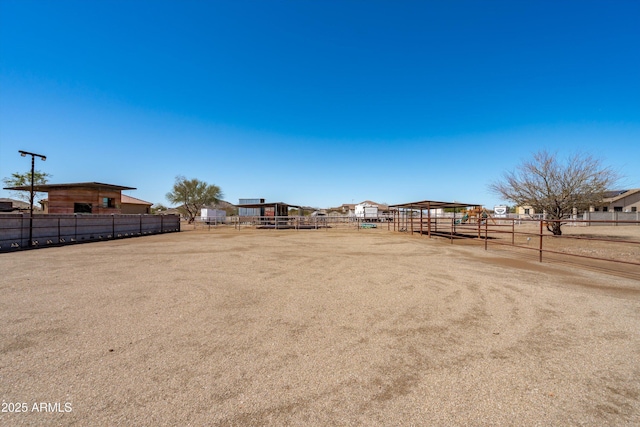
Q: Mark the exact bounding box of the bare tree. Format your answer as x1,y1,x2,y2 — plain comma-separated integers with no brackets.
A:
166,176,223,223
490,150,619,235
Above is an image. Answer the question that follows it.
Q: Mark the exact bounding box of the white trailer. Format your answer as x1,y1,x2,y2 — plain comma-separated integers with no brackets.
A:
354,203,379,220
200,208,226,224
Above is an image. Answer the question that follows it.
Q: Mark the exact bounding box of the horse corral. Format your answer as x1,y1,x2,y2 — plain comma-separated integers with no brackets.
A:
2,224,638,425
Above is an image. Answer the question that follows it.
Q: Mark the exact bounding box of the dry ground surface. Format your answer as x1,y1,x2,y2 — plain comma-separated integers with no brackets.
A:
418,221,640,277
1,226,639,426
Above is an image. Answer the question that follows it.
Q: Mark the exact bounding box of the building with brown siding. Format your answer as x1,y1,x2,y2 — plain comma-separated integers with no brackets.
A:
3,182,140,214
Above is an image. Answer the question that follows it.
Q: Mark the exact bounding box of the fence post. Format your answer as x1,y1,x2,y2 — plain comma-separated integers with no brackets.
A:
539,220,543,263
512,220,515,245
450,217,453,244
484,217,488,250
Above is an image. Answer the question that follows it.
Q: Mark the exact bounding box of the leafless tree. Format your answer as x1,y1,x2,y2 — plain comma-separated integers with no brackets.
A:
490,150,619,235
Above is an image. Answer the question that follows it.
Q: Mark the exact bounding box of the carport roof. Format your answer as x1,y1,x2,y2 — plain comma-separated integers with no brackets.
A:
236,201,304,209
389,200,481,210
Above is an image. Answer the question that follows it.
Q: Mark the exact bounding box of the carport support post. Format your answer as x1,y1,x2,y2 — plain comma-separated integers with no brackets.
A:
404,209,407,232
427,202,432,238
410,205,413,234
420,209,423,236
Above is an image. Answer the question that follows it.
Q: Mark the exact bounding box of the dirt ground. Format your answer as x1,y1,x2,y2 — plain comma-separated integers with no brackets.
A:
1,226,639,426
411,221,640,277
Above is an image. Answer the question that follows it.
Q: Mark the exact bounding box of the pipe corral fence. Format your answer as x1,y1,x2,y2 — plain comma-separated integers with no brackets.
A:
9,210,635,278
0,213,180,252
391,209,640,279
191,214,395,231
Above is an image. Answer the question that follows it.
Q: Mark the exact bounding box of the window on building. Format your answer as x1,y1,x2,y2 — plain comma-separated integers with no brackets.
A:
632,207,637,212
524,208,530,215
74,203,92,214
614,206,623,212
603,207,608,212
102,197,115,208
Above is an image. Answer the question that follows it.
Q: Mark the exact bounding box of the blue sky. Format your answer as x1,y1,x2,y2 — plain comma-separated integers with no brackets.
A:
1,0,639,209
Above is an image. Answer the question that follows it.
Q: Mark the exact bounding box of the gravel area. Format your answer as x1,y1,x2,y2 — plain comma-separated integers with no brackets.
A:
1,227,639,426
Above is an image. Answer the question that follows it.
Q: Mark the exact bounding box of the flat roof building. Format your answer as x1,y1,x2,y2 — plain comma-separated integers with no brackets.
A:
3,182,140,214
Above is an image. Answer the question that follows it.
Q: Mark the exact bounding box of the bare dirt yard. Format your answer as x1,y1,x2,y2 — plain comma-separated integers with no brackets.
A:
1,226,639,426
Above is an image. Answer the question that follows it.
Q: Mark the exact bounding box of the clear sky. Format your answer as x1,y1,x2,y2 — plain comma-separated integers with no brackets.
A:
1,0,639,209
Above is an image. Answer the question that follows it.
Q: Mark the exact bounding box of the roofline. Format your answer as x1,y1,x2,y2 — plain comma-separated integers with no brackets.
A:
3,182,136,192
236,202,304,209
120,194,153,205
604,188,640,202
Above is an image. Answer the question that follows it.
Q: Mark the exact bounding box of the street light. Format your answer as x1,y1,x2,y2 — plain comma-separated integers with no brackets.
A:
18,150,46,246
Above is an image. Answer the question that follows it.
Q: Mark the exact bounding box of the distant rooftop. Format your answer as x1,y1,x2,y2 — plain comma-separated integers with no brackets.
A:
121,194,152,206
603,188,640,202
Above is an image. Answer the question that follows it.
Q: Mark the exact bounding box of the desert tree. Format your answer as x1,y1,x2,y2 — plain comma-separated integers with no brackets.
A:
166,176,223,223
489,150,619,235
2,170,52,203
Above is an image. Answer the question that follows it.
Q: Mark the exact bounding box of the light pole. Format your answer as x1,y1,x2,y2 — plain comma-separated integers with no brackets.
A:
19,150,46,246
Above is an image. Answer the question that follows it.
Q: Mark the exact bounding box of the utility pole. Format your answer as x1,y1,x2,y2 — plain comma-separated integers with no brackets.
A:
19,150,47,247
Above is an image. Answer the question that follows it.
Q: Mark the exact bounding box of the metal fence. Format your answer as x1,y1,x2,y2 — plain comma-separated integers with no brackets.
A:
231,215,356,230
0,214,180,252
394,214,640,279
190,215,393,230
